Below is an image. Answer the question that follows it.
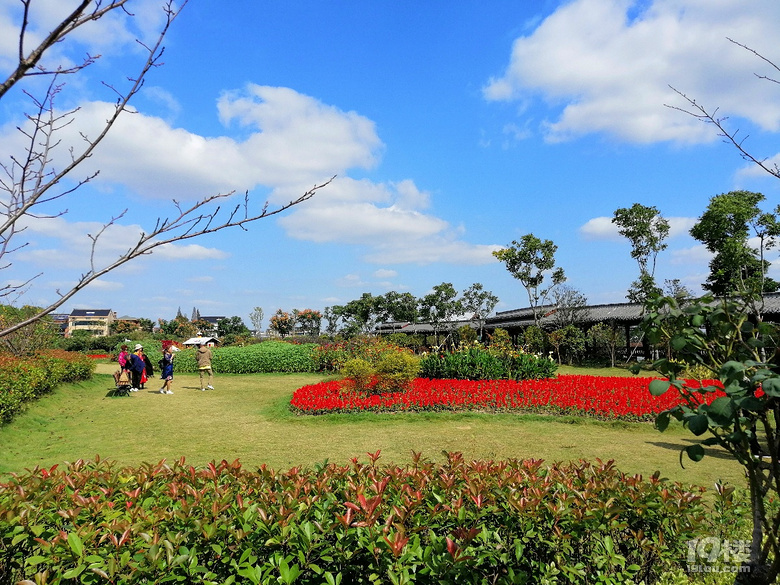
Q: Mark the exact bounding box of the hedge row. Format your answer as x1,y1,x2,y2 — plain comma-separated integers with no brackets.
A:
0,350,94,424
140,341,317,375
420,346,557,381
0,454,706,584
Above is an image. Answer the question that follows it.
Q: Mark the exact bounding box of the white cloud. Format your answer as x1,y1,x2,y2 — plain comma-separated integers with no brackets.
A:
13,215,226,274
0,85,383,203
278,177,500,265
667,216,698,238
670,244,711,265
579,217,620,241
87,279,124,291
374,269,398,278
337,274,367,288
153,244,228,261
484,0,780,144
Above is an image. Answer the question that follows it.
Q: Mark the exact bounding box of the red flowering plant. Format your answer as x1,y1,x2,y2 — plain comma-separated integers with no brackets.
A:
291,374,724,420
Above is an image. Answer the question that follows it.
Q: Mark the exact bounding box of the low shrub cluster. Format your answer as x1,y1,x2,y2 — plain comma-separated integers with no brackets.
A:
140,341,317,375
313,336,417,372
420,343,556,381
0,454,706,584
291,375,725,420
0,350,94,423
314,337,420,393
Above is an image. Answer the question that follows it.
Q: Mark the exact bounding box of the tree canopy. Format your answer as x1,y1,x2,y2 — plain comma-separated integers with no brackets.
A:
612,203,669,302
689,190,779,297
492,234,566,327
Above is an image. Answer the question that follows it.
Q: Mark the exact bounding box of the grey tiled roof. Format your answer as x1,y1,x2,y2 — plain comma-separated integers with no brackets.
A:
486,292,780,329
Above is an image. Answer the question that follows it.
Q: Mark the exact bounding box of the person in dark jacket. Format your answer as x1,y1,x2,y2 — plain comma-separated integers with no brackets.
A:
128,344,146,392
159,343,177,394
139,348,154,389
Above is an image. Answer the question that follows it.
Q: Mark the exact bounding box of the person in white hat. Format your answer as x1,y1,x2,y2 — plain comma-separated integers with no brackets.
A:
127,344,145,392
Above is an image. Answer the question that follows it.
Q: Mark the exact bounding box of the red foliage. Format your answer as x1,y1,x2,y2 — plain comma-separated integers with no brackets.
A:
291,375,725,421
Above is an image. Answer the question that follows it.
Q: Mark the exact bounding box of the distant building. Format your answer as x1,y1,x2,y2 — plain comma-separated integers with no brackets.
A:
182,336,219,347
49,313,69,336
196,316,225,336
114,315,141,332
68,309,116,337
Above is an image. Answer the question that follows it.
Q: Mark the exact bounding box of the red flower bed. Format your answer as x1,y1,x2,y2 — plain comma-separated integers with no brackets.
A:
291,375,726,421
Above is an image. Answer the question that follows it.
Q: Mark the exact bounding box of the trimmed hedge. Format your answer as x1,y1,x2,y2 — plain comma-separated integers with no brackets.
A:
420,345,557,381
141,341,317,375
0,350,94,424
0,454,706,584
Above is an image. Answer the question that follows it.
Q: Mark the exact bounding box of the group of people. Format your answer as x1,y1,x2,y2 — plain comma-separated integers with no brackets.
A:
117,342,214,395
117,343,155,392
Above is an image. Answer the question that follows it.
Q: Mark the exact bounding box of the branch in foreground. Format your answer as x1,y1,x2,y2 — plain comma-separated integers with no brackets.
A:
0,175,335,338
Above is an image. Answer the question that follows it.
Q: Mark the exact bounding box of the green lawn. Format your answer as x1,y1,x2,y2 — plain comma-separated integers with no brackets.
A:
0,367,745,493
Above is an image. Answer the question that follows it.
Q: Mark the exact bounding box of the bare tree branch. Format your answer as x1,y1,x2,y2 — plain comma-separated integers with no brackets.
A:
0,176,334,337
664,39,780,182
0,1,333,340
1,0,133,100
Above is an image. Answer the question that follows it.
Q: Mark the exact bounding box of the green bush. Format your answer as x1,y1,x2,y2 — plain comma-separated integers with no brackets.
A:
0,455,707,584
342,357,374,392
420,343,557,381
146,341,317,375
313,336,407,373
522,325,548,354
0,351,94,423
374,350,420,392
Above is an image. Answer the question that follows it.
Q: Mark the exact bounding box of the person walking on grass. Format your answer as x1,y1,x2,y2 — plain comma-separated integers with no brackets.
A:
196,342,214,391
159,343,178,395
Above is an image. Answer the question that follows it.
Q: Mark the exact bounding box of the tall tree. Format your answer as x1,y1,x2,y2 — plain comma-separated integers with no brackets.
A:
217,316,250,338
550,284,588,329
0,1,331,338
269,310,293,337
293,309,322,336
249,307,264,337
339,293,381,335
492,234,566,328
612,203,669,303
689,191,779,298
419,282,462,346
461,283,499,340
376,291,419,324
322,306,340,336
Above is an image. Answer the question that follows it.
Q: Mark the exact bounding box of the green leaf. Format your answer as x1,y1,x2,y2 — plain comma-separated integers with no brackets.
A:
67,531,84,558
685,444,705,462
687,414,709,436
649,380,671,397
670,336,687,351
761,378,780,397
736,396,764,412
707,397,736,426
655,411,670,432
62,564,85,579
719,361,745,380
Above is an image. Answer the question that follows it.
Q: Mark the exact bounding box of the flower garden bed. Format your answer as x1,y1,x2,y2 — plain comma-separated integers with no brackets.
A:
291,375,725,421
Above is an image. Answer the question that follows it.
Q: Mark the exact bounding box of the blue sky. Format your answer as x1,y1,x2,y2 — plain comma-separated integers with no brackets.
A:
1,0,779,328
